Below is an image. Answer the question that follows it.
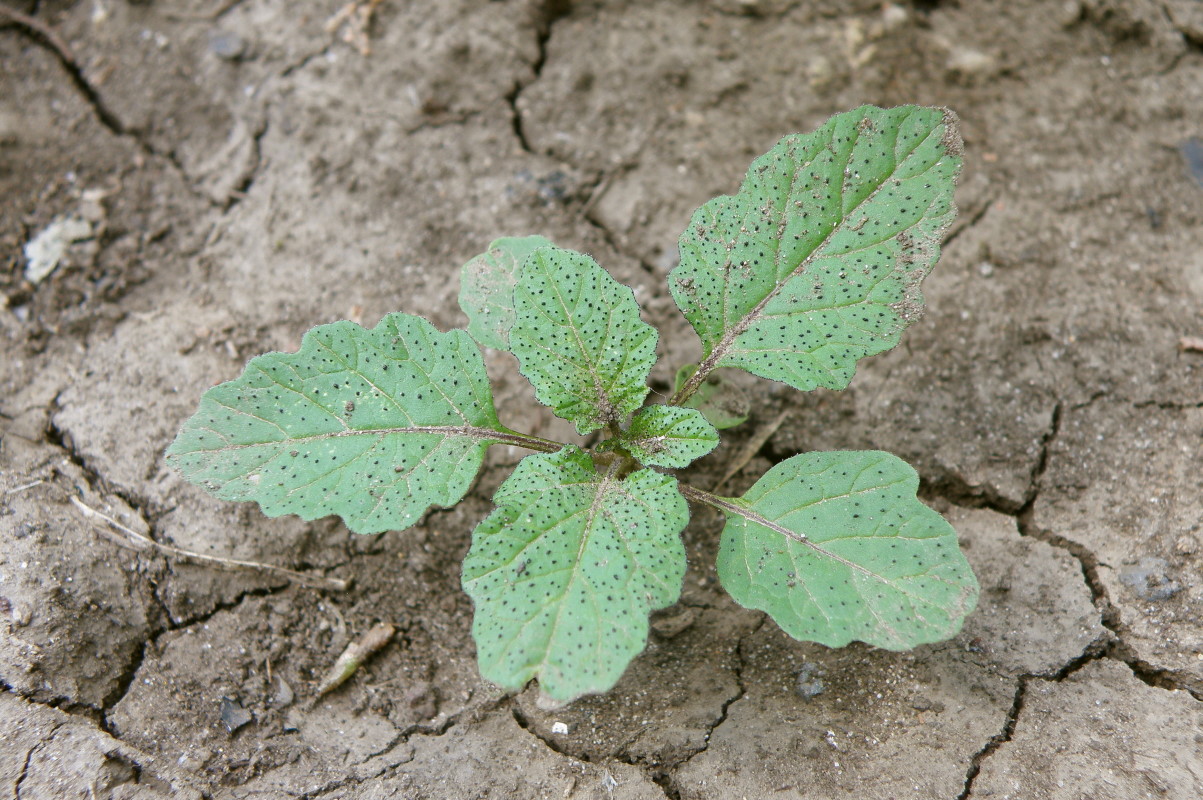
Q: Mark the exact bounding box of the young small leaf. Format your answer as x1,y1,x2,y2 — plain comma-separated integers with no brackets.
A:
671,105,961,399
167,313,508,534
459,235,555,350
461,447,688,703
622,405,719,469
673,365,749,430
510,247,658,434
713,450,978,650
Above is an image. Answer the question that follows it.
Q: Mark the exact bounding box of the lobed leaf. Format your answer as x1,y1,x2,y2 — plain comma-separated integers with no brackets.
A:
673,365,749,430
510,247,658,434
462,447,688,703
714,450,978,650
167,313,508,534
622,405,719,469
670,105,961,396
458,235,555,350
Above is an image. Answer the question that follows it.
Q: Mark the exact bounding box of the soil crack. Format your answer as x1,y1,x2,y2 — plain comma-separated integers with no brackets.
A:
507,702,671,799
652,615,767,799
0,5,125,136
930,395,1203,702
1,6,220,208
506,0,572,156
956,640,1105,800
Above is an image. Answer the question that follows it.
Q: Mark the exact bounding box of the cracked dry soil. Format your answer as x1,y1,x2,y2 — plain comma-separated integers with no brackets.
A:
2,1,1202,798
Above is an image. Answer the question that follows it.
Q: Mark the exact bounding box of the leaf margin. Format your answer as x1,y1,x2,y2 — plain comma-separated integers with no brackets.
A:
704,449,979,650
166,312,512,535
670,104,963,403
461,446,689,703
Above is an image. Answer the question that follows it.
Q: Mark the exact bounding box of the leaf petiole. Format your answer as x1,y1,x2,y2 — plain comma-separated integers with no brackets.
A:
492,427,566,454
667,360,715,407
675,482,739,516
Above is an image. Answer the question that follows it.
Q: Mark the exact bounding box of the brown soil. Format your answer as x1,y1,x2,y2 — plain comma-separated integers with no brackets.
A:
3,1,1202,798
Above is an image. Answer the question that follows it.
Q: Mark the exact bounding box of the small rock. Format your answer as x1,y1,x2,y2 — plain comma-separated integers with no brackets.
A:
551,721,569,735
176,747,211,772
1180,138,1203,191
1058,0,1083,27
272,677,295,708
880,3,909,32
23,215,93,284
209,30,246,62
795,662,824,699
1119,557,1182,601
1175,534,1198,555
946,47,997,81
79,188,108,223
10,602,33,627
219,696,253,733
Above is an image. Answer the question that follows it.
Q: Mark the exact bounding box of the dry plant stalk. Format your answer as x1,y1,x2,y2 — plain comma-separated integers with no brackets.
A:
316,622,396,696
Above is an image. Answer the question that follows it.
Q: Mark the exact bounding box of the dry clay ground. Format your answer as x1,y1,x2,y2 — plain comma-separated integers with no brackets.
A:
2,0,1202,798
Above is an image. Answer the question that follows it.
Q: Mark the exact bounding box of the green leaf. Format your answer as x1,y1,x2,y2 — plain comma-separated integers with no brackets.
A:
167,313,508,534
458,235,555,350
670,105,961,396
510,247,658,434
462,447,688,703
714,450,978,650
673,365,749,430
622,405,719,469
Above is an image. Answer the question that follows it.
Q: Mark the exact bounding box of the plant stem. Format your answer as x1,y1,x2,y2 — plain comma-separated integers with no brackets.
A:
668,355,721,407
494,428,565,453
676,482,741,516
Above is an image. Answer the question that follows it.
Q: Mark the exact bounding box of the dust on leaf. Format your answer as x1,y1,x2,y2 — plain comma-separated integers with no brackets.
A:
715,450,979,650
461,447,688,703
167,313,508,534
509,247,658,434
670,105,962,400
621,405,719,469
459,235,555,350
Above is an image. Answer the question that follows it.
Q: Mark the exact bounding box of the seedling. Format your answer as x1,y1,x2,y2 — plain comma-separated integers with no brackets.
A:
168,105,979,703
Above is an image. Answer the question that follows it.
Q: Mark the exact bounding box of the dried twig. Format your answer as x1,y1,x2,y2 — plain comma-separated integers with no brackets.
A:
70,496,350,591
316,622,396,696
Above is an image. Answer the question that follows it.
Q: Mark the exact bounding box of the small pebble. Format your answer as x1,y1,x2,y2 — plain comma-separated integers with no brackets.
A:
272,677,295,708
946,47,996,81
1180,138,1203,191
210,30,246,62
1119,557,1182,601
219,696,253,733
795,662,824,699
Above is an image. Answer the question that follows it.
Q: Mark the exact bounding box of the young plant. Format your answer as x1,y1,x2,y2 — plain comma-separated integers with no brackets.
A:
168,105,978,704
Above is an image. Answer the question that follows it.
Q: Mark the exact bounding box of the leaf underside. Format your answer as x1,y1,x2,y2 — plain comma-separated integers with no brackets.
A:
459,235,555,350
462,447,688,703
167,313,505,534
622,405,719,469
716,450,978,650
670,105,962,393
510,247,658,434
